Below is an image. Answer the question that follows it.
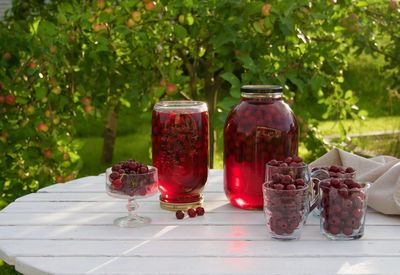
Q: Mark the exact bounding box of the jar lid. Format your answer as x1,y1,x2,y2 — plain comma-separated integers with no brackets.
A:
241,85,282,93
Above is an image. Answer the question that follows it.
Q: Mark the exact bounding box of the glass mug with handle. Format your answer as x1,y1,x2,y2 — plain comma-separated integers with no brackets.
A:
263,163,327,240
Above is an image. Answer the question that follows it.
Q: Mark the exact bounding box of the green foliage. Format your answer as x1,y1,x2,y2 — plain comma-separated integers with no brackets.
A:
1,0,399,205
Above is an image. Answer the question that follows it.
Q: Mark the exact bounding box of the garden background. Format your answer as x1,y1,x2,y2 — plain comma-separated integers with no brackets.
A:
0,0,399,273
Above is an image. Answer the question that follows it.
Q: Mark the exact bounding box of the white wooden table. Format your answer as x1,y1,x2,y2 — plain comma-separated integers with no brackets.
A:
1,170,400,275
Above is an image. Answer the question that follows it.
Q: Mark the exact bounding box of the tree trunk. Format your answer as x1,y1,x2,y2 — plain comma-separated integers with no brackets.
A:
204,74,219,168
102,105,119,164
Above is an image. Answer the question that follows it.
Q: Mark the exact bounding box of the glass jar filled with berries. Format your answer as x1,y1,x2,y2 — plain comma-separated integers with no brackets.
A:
152,101,209,211
224,85,299,209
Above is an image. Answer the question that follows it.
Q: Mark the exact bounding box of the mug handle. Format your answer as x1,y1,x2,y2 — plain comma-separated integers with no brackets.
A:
309,169,330,211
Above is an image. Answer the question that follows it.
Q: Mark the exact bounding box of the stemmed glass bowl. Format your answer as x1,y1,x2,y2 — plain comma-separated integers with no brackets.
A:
105,166,158,227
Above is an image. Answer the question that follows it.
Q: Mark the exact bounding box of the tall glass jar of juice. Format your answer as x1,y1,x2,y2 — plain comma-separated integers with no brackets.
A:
224,85,298,209
152,101,209,211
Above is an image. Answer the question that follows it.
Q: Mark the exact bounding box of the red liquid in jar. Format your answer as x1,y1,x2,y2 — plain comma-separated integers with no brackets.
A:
224,96,298,209
152,108,208,204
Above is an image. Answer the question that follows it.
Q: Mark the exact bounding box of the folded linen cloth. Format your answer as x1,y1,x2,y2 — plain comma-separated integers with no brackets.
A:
310,148,400,215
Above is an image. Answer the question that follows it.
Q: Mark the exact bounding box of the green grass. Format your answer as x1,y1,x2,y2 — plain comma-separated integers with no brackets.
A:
318,116,400,136
352,135,400,158
0,260,19,275
77,132,151,177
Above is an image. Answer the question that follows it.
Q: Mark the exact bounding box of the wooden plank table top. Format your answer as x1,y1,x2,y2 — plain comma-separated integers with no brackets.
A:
1,169,400,275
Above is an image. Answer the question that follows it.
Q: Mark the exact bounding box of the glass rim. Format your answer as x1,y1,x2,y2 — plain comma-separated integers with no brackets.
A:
154,100,207,112
320,181,371,190
266,163,309,170
106,165,158,177
311,165,356,175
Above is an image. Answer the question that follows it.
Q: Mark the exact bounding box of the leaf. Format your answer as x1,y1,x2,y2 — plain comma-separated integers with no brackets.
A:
310,75,326,92
221,72,240,87
35,86,47,100
119,97,131,108
38,20,58,37
237,54,258,72
287,74,304,93
174,25,188,39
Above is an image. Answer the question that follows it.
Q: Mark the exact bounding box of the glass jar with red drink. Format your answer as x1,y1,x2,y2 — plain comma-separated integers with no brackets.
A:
152,101,209,211
224,85,299,209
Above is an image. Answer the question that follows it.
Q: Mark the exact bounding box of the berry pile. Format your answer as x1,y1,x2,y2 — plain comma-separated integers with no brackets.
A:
267,156,306,168
264,157,309,236
312,165,355,179
106,159,158,197
320,178,367,238
175,207,205,219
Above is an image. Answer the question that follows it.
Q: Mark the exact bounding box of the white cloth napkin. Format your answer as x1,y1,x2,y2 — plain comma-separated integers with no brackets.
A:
310,148,400,215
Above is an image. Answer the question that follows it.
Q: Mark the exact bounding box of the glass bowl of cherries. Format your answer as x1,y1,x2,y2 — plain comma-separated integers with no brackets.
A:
106,159,158,227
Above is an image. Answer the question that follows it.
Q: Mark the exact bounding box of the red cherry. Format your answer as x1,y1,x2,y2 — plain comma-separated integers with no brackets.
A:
274,183,284,190
112,178,123,190
328,225,340,235
286,184,296,190
196,207,205,216
176,210,185,220
343,227,353,236
281,175,293,185
345,167,355,173
5,94,16,105
352,208,363,219
36,122,49,132
109,172,120,180
292,156,303,163
187,208,197,218
284,157,293,164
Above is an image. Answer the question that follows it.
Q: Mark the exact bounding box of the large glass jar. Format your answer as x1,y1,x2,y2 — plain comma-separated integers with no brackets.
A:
152,101,209,211
224,85,299,209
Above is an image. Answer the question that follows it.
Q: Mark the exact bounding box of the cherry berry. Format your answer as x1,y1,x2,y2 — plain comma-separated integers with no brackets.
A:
196,207,205,216
176,210,185,220
187,208,197,218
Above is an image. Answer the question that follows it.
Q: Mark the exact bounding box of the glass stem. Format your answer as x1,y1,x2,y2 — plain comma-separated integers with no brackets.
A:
127,198,139,219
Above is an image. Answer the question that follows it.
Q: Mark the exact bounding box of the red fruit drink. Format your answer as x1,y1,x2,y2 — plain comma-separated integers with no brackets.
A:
152,101,208,210
224,85,298,209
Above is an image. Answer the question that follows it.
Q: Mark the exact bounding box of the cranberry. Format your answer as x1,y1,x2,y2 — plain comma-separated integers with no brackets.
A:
274,184,284,190
329,165,340,173
292,156,303,163
338,188,349,198
346,217,361,229
109,172,120,180
112,164,121,172
328,225,341,235
279,162,289,168
328,215,341,226
352,208,363,219
176,210,185,219
138,166,149,174
352,196,363,208
295,179,304,186
112,178,123,190
340,211,350,219
330,179,340,188
286,184,296,190
187,208,197,218
268,160,279,166
342,199,353,209
196,207,205,216
281,175,293,185
342,227,353,236
345,167,355,173
284,157,293,164
271,173,282,183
